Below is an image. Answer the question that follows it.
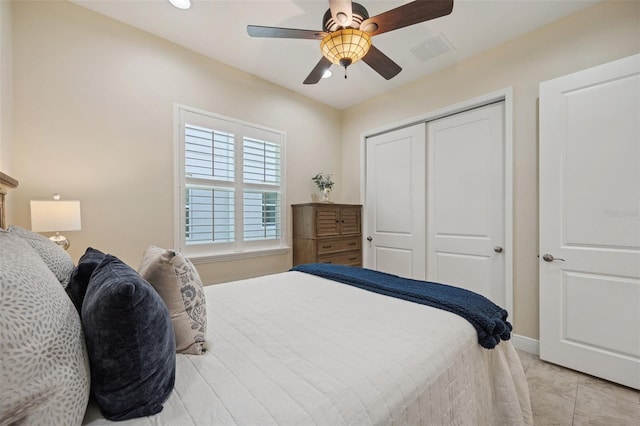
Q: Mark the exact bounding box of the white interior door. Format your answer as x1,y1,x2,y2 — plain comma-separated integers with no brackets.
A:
364,124,426,279
426,102,506,306
539,54,640,389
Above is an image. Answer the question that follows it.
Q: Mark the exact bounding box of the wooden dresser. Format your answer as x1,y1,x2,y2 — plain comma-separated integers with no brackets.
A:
292,203,362,267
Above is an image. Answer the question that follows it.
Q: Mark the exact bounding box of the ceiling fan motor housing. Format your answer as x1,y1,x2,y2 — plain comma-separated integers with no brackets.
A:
323,2,369,32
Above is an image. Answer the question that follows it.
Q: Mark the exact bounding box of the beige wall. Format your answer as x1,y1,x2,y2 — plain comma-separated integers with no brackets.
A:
9,1,341,283
0,1,13,175
339,0,640,339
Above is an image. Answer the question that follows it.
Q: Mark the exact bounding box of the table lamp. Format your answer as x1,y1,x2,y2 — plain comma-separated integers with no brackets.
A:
30,194,81,250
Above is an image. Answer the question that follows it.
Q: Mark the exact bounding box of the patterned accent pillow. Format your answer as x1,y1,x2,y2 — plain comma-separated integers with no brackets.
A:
139,246,207,355
83,254,176,421
0,230,90,426
8,225,75,288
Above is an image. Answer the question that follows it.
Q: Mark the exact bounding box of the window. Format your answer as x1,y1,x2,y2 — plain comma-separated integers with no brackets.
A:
176,106,286,259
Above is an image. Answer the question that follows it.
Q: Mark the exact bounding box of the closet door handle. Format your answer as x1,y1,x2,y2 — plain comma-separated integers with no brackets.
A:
494,246,503,253
542,254,565,262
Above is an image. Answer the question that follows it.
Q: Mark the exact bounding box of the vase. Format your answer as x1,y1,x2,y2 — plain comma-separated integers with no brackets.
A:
322,188,330,202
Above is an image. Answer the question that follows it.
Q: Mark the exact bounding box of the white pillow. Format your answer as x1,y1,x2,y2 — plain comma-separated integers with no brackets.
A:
0,230,90,425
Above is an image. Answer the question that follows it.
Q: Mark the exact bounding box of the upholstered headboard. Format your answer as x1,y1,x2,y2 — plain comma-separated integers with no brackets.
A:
0,171,19,229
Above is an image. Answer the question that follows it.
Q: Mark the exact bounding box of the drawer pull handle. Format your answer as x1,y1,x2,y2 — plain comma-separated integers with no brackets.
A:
349,257,357,260
322,245,332,249
348,242,356,246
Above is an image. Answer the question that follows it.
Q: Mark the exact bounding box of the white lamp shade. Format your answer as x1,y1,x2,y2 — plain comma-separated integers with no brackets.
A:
30,200,82,232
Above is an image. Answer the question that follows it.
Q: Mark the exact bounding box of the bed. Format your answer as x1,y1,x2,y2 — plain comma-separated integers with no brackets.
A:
0,172,532,426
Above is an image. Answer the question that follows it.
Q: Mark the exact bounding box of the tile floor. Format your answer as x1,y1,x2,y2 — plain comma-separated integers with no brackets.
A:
516,350,640,425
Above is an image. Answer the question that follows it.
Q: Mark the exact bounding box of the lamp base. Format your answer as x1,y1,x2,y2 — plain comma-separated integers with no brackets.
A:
49,233,70,251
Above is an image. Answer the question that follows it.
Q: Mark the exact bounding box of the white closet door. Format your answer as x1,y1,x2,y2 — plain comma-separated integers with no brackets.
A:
364,124,426,279
539,54,640,389
426,102,506,306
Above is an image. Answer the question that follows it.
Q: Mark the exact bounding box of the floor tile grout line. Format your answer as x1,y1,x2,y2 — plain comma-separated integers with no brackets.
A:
571,375,581,425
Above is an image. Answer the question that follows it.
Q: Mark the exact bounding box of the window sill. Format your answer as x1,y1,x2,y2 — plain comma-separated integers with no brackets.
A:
188,247,290,264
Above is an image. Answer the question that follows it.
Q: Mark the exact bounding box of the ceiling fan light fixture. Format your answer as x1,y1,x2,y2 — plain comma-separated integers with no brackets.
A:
320,29,371,68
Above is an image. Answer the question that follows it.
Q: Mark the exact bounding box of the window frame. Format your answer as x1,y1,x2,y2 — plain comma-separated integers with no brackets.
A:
174,104,288,262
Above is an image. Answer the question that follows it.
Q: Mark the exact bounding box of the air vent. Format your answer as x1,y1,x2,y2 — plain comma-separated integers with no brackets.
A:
410,33,454,62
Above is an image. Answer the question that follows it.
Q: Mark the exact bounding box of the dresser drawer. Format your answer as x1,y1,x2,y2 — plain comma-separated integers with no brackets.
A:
318,250,362,266
317,237,361,254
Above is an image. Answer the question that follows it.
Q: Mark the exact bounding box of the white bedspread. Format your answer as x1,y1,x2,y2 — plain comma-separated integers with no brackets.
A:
83,271,532,425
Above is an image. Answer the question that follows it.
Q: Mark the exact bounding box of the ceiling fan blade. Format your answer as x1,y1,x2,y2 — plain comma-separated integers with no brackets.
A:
362,45,402,80
303,57,333,85
360,0,454,37
329,0,353,28
247,25,327,40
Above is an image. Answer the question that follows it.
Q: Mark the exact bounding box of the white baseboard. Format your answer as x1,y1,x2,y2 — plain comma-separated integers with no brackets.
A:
511,334,539,355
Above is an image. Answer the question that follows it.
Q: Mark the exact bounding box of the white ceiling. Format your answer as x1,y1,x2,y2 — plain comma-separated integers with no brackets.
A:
72,0,600,109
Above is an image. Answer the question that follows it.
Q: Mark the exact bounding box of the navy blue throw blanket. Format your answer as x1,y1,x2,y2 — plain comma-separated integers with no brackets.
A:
291,263,512,349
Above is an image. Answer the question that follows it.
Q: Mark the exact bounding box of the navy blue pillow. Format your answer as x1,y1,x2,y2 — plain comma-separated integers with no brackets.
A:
82,255,176,421
66,247,106,313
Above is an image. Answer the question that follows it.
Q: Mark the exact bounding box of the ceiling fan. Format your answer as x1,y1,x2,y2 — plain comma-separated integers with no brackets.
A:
247,0,454,85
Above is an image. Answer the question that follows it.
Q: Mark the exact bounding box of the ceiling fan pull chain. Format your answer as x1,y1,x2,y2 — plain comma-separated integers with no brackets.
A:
344,66,348,79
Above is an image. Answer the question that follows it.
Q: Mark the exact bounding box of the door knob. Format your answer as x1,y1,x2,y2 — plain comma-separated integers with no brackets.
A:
366,236,372,242
494,246,503,253
542,254,565,262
